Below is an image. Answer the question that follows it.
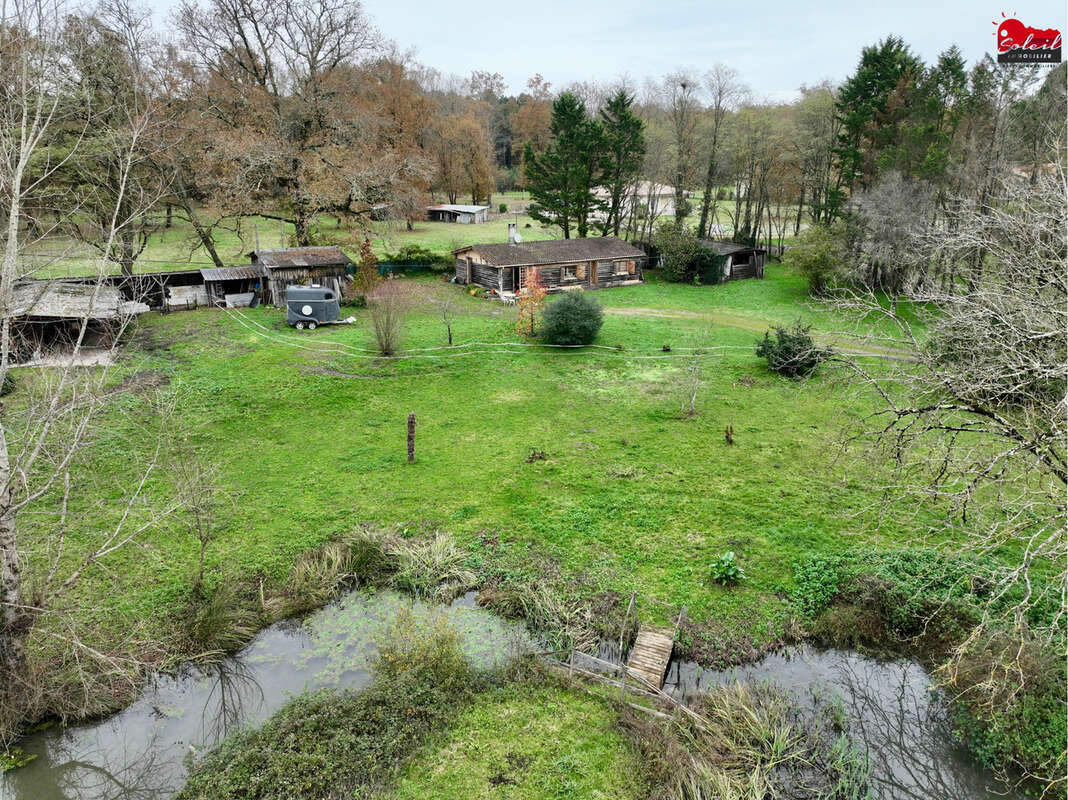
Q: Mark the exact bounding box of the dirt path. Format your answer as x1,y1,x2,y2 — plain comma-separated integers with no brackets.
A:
604,306,914,360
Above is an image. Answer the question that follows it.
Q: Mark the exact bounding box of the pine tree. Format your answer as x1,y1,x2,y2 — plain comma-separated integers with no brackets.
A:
523,93,607,238
831,37,922,216
598,91,645,237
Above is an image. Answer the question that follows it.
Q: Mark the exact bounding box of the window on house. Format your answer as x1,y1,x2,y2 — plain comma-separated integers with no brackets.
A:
561,265,578,280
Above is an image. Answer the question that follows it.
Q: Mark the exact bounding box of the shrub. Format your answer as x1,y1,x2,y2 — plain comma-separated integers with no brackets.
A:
709,551,745,585
650,222,702,282
382,245,453,272
786,223,845,295
498,203,508,213
540,293,604,346
755,323,829,378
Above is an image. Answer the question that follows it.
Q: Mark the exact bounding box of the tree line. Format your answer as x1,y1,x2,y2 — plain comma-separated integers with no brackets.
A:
2,0,1063,279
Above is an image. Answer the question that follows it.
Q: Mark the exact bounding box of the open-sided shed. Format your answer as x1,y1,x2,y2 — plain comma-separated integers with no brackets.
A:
9,280,149,362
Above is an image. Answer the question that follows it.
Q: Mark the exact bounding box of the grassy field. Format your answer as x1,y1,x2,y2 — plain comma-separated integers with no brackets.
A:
17,264,941,669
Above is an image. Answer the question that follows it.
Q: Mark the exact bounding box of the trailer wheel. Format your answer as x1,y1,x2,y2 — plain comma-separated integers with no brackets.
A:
307,321,318,330
294,321,305,330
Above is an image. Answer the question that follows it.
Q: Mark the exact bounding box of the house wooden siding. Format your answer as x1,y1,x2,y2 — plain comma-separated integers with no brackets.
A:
250,247,353,307
454,237,644,301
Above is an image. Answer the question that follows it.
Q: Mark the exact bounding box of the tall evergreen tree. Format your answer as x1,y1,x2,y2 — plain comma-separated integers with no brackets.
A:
523,93,606,238
830,36,922,217
598,90,645,237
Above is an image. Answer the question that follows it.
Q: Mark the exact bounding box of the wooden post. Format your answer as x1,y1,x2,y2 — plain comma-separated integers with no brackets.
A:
618,591,636,704
568,649,574,685
407,413,416,463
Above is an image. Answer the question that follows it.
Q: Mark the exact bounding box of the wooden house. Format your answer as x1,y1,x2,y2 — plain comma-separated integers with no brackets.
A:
426,204,490,224
454,226,644,302
700,241,767,281
250,246,353,307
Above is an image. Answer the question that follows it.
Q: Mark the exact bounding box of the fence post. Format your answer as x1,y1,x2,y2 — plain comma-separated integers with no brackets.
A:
407,413,416,463
618,591,636,704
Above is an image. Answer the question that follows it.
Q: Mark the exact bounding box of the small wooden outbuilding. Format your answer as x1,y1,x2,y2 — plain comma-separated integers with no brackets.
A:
426,204,490,224
249,246,353,307
699,241,767,281
454,230,645,302
9,280,149,362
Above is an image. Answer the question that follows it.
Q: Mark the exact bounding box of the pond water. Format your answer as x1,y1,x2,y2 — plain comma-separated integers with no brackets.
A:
3,595,1023,800
1,590,527,800
579,642,1023,800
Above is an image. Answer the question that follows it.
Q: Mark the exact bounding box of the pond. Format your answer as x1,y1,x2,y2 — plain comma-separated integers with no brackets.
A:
2,590,527,800
579,641,1023,800
4,596,1023,800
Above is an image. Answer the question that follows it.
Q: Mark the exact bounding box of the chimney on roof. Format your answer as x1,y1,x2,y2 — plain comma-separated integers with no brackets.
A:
507,222,518,245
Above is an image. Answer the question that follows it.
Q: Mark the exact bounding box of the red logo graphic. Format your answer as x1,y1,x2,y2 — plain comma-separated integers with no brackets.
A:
993,14,1063,62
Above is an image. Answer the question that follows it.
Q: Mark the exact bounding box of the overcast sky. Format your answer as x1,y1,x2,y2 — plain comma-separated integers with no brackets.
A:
146,0,1066,100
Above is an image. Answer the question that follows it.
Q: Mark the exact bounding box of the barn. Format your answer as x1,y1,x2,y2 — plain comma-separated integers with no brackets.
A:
250,246,353,307
454,226,645,302
426,204,490,224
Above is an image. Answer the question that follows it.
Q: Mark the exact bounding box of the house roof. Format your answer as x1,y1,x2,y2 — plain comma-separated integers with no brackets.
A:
455,236,645,268
201,265,265,282
12,280,148,319
251,246,353,269
699,240,765,256
427,204,490,214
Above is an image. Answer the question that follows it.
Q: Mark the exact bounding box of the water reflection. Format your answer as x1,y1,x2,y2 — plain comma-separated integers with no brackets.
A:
3,591,526,800
663,646,1021,800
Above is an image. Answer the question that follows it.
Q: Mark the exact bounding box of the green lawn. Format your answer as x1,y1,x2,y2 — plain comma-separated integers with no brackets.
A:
18,269,942,671
390,683,644,800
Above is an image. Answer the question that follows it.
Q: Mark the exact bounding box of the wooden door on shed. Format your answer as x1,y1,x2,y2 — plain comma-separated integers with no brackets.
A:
589,260,597,285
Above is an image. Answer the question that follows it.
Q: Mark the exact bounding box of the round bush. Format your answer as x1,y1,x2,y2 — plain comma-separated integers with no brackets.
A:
541,292,604,346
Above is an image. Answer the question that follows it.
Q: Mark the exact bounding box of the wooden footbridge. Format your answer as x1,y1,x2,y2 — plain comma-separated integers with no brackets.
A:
540,593,707,727
625,627,676,689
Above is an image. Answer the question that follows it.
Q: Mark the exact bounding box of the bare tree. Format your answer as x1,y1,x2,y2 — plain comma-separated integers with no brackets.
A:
368,278,414,357
0,0,178,743
697,65,746,238
833,168,1066,712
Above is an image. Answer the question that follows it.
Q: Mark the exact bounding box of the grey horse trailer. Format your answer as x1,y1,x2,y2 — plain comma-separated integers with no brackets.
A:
286,285,341,329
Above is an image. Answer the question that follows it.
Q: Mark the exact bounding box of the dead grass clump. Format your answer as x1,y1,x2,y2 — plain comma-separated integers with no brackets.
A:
479,580,598,651
388,531,476,602
623,683,871,799
180,582,259,659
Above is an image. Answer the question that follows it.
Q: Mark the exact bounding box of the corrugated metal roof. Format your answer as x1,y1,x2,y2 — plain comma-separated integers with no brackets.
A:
427,204,490,214
454,236,645,268
251,246,353,269
200,266,264,281
12,280,135,319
